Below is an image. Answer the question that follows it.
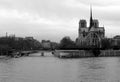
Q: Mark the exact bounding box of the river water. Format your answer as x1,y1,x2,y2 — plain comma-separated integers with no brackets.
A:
0,52,120,82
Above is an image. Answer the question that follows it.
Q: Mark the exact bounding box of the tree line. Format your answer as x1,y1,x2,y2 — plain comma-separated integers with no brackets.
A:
0,36,119,52
58,36,120,50
0,37,41,51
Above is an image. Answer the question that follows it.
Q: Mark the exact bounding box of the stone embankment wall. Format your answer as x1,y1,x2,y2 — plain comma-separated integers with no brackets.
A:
53,50,120,58
100,50,120,57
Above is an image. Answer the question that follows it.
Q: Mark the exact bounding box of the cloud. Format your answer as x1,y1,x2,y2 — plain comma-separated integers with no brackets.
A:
0,0,119,42
75,0,120,6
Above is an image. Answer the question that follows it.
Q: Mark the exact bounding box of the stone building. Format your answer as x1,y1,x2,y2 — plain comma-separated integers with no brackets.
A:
41,40,51,50
112,35,120,48
76,8,105,49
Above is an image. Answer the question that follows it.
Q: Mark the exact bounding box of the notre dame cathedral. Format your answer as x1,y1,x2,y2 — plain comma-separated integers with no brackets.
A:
76,8,105,49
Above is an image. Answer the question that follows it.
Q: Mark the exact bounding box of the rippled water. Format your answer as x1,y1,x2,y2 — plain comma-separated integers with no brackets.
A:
0,52,120,82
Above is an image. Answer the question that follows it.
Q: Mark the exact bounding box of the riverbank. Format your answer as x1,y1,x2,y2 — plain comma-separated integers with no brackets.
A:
12,50,39,58
0,50,39,58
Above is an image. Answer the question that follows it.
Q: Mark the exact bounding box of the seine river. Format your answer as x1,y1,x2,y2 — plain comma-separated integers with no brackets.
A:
0,52,120,82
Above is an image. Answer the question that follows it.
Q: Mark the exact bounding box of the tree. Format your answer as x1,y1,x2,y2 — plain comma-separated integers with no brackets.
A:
59,36,76,49
101,38,112,49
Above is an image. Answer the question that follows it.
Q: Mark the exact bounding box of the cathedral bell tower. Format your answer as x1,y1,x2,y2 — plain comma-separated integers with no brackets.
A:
79,20,87,37
79,20,87,28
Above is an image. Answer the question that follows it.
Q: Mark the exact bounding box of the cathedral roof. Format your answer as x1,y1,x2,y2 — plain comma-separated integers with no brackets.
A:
89,27,104,32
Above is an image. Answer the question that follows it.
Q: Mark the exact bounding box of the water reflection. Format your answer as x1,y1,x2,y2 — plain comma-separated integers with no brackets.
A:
0,53,119,82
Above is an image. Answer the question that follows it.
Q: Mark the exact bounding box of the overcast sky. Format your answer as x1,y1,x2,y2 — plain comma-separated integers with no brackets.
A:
0,0,120,42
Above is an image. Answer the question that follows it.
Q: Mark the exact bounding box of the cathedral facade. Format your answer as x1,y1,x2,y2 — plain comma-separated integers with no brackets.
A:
76,9,105,49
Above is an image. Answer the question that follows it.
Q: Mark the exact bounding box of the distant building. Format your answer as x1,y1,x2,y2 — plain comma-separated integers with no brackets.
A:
114,35,120,39
15,37,23,41
25,37,34,40
41,40,51,49
76,7,105,49
8,34,15,38
113,35,120,47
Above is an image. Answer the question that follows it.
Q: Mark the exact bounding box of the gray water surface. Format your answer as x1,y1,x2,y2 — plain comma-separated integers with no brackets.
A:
0,52,120,82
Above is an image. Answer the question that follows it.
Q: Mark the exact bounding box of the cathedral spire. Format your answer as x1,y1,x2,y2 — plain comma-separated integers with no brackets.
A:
89,6,93,30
